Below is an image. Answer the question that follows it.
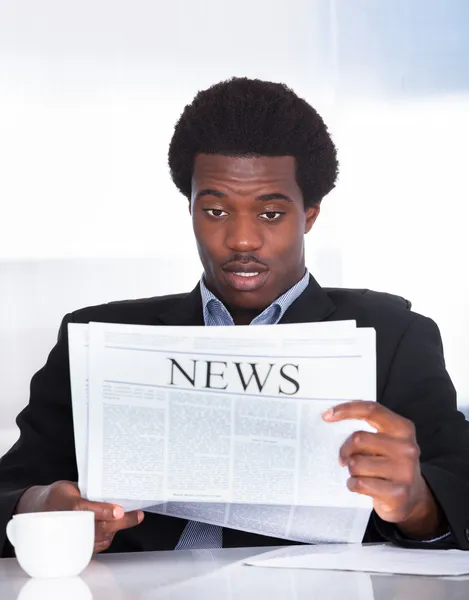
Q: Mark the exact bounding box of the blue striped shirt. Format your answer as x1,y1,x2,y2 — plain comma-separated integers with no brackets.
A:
174,270,310,550
201,270,310,326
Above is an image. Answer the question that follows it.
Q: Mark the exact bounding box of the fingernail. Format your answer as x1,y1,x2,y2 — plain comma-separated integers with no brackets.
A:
113,506,124,519
322,408,334,421
138,511,144,523
339,456,346,467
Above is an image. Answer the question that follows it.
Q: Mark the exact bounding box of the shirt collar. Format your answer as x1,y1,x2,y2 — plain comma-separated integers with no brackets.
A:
200,270,310,326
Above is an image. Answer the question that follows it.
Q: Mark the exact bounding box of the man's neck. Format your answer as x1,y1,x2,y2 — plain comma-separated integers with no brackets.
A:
228,307,263,326
201,268,309,326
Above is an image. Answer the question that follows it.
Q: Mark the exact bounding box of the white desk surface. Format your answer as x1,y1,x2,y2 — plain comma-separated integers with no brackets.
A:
1,546,469,600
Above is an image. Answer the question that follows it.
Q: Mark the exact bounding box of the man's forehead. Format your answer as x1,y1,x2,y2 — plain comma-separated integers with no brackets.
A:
193,154,297,184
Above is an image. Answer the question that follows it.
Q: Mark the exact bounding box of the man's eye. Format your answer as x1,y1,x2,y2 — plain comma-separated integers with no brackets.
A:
260,212,283,221
204,209,228,218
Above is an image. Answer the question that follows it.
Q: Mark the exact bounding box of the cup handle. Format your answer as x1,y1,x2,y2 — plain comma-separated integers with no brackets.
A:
6,519,16,547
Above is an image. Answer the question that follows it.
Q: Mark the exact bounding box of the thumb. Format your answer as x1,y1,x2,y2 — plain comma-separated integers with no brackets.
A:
374,499,394,518
73,495,125,521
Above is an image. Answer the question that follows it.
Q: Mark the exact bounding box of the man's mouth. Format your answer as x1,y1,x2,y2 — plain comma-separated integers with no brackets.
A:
221,263,269,291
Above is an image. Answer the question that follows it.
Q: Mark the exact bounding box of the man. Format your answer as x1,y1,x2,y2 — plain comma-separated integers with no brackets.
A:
1,77,469,556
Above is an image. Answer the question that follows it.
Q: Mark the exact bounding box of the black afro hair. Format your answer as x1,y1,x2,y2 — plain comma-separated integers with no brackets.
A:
168,77,339,208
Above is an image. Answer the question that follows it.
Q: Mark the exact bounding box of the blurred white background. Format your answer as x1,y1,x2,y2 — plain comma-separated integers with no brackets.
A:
1,0,469,454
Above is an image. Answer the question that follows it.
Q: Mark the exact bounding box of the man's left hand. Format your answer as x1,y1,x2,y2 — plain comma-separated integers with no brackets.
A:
322,401,446,540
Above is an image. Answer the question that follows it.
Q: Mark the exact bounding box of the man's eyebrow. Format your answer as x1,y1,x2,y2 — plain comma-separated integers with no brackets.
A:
256,193,293,203
195,189,227,199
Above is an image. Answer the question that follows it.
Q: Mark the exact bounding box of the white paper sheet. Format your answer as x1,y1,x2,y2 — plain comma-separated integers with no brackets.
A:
245,543,469,576
68,323,90,494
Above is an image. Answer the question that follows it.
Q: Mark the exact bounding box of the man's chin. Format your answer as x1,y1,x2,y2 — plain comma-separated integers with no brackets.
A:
221,269,270,293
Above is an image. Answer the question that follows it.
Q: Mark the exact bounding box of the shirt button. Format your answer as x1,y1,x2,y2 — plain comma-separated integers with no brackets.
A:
465,528,469,542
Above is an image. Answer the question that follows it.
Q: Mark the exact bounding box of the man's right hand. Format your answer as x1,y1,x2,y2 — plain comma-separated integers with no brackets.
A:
15,481,144,554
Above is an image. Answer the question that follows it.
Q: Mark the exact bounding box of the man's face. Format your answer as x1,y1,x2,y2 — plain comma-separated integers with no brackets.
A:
191,154,319,322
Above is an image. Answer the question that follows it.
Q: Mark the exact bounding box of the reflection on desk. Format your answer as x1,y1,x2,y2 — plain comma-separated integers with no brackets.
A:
15,577,92,600
0,547,469,600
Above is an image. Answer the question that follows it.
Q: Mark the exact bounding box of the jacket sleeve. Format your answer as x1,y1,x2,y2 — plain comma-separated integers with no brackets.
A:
0,315,78,557
376,314,469,549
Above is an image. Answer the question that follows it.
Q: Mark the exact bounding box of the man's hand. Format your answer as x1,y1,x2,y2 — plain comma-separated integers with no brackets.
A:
15,481,144,553
322,401,446,540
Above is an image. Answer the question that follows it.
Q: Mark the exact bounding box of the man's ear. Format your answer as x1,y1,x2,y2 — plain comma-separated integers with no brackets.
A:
304,205,320,233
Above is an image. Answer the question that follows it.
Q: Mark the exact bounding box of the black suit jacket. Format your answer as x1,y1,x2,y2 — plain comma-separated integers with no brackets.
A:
2,277,469,556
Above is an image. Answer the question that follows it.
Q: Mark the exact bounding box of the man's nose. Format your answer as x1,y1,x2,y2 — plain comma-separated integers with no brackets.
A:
225,214,263,253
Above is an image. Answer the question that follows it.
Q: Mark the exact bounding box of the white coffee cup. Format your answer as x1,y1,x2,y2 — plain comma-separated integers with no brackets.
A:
6,511,94,579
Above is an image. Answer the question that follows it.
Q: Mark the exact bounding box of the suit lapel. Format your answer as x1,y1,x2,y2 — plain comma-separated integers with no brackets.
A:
158,283,204,326
158,277,336,327
279,275,336,324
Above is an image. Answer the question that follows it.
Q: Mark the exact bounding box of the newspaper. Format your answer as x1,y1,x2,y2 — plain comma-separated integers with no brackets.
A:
68,320,376,544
